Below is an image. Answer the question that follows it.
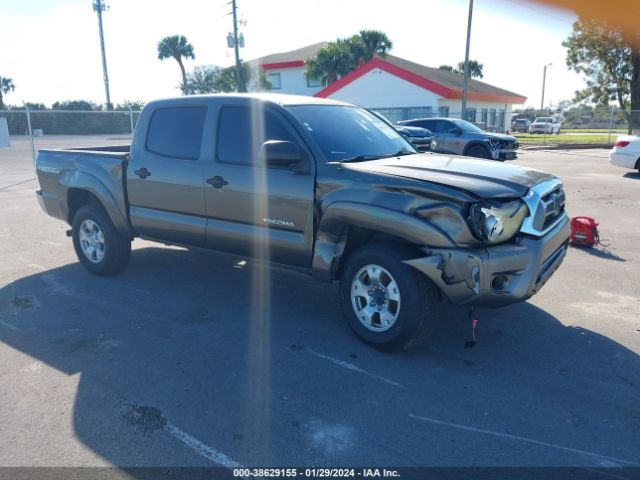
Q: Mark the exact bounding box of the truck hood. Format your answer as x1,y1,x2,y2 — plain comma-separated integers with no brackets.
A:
469,131,517,142
345,153,554,198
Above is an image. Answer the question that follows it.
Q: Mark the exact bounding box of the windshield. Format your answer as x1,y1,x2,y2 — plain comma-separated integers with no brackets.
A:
288,105,415,161
534,117,553,123
449,118,484,133
513,119,527,124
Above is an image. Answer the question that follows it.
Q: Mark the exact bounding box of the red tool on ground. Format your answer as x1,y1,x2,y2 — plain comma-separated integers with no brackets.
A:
569,216,600,247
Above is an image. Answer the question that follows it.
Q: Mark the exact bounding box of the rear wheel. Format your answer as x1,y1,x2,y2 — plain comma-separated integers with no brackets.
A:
72,204,131,275
466,145,490,159
339,243,440,351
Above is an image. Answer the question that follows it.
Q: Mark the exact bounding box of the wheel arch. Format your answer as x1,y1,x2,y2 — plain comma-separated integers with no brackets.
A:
463,141,490,157
61,171,133,238
311,202,455,281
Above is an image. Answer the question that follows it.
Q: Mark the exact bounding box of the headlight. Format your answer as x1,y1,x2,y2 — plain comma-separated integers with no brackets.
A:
469,200,529,244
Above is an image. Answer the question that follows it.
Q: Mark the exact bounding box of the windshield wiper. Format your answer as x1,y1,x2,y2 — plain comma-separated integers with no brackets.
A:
340,150,415,163
340,154,386,163
387,149,416,157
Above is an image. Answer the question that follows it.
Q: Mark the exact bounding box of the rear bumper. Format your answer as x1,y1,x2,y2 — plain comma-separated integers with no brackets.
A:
609,151,637,169
405,215,570,307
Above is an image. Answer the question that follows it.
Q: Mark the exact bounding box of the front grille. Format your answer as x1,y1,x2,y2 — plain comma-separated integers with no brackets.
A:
520,178,567,237
540,187,566,230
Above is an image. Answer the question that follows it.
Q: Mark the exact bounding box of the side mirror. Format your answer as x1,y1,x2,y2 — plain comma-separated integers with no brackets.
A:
258,140,304,170
451,127,462,135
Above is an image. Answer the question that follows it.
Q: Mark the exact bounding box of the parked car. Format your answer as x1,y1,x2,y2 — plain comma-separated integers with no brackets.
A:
511,118,531,133
369,110,433,152
35,94,569,351
529,117,561,134
398,117,518,160
609,135,640,174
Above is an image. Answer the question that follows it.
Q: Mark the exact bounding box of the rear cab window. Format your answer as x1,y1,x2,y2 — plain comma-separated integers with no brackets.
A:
146,106,207,159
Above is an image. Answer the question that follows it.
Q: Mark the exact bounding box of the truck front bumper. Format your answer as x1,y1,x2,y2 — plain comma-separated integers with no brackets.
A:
405,216,570,307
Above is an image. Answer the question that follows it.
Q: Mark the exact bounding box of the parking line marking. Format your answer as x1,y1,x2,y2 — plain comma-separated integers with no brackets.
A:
409,413,639,467
305,347,405,389
165,423,243,468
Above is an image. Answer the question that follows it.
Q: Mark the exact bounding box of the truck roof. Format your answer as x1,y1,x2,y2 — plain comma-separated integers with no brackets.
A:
145,93,352,109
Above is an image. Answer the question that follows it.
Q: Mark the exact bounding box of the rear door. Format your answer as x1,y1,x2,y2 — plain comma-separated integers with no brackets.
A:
202,103,315,267
127,105,208,246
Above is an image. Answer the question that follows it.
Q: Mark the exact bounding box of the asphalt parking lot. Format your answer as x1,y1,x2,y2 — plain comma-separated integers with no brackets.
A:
1,138,639,476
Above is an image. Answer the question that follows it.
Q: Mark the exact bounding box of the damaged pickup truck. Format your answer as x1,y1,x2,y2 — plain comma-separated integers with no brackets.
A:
35,94,570,351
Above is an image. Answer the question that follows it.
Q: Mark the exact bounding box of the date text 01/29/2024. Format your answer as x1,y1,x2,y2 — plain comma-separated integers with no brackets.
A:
232,468,401,478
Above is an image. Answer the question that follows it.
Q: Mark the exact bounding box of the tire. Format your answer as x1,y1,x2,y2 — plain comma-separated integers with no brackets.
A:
339,243,440,352
466,145,490,159
72,203,131,275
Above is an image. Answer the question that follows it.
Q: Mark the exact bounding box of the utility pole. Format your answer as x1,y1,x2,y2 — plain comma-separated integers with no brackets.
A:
540,63,552,112
231,0,244,92
93,0,112,109
461,0,473,120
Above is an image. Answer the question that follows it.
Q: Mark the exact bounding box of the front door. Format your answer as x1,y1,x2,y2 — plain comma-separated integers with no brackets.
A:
203,104,315,268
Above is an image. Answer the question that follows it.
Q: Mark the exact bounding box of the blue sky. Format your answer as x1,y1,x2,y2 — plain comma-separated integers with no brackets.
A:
0,0,585,108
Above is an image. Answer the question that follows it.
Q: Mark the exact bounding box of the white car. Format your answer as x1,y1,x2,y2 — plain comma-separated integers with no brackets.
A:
529,117,561,134
609,135,640,174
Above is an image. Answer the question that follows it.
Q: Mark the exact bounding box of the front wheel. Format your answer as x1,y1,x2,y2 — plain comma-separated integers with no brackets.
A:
339,243,440,351
466,145,490,159
72,204,131,275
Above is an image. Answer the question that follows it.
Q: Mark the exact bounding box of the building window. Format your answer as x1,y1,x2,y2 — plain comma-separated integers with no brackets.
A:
268,73,281,90
481,108,488,123
306,76,321,88
439,106,449,117
465,108,477,123
489,109,497,126
498,110,506,131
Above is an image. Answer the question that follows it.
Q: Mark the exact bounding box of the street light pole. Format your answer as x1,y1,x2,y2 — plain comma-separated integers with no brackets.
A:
93,0,112,109
540,63,552,112
231,0,244,92
461,0,474,120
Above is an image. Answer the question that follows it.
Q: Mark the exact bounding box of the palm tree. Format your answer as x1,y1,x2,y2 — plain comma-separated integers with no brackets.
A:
357,30,393,61
304,41,354,87
157,35,195,94
0,76,15,110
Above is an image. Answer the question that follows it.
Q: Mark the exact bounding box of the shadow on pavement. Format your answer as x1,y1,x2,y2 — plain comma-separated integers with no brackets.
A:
0,246,638,473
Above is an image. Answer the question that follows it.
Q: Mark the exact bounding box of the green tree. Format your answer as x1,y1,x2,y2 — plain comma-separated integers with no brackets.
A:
563,18,640,132
52,100,99,111
115,100,145,111
438,60,484,78
305,31,392,87
355,30,392,62
157,35,195,94
0,76,15,110
305,41,354,86
184,65,222,94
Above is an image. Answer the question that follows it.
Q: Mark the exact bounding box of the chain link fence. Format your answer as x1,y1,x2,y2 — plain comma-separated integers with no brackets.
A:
0,109,140,190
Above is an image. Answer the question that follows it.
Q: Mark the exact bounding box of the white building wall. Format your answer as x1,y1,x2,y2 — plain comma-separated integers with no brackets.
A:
250,67,323,96
325,68,442,109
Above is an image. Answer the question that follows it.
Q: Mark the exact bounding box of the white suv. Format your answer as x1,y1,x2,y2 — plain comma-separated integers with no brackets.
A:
529,117,561,134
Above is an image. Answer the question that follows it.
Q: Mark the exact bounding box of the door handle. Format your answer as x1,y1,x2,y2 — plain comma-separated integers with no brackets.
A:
134,168,151,179
206,176,228,188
